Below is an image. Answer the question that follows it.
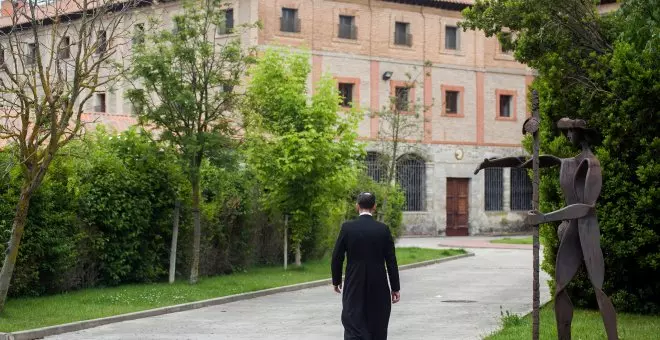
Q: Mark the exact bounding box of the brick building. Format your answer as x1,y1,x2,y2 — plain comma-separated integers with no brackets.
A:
0,0,620,235
251,0,536,235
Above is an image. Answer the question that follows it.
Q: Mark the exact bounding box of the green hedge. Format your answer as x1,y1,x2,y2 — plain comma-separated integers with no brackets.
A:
0,127,280,297
532,1,660,314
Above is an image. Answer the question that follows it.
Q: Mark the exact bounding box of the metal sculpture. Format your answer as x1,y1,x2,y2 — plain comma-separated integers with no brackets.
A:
475,116,618,340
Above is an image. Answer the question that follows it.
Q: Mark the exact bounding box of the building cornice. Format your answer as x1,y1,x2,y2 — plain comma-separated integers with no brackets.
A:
381,0,472,11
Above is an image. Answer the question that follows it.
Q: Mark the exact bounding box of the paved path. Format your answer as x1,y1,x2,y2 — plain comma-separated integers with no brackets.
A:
403,235,534,250
47,237,550,340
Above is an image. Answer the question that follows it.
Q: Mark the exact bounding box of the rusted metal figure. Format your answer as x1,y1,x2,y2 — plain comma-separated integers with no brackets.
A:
475,118,618,340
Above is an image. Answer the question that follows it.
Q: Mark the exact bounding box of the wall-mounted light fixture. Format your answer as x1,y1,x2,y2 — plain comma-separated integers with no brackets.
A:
382,71,393,81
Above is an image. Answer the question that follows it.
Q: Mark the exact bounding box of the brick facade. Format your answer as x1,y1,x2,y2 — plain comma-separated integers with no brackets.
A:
0,0,549,235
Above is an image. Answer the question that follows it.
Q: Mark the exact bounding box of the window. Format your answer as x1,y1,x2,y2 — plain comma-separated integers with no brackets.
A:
222,84,234,93
58,36,70,59
394,22,411,46
133,23,145,46
218,9,234,34
338,15,356,40
396,155,426,211
510,168,533,210
500,32,513,53
280,8,300,33
96,31,107,55
499,94,513,118
27,43,36,65
445,90,459,114
445,26,458,50
365,151,387,183
338,83,354,108
394,86,410,111
484,168,503,211
94,92,106,113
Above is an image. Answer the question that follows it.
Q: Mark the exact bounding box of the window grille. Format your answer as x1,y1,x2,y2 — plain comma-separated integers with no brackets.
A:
485,168,503,211
510,167,533,210
396,155,426,211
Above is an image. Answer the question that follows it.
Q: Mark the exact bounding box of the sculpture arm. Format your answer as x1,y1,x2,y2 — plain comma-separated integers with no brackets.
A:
538,203,595,224
519,155,562,169
474,156,526,175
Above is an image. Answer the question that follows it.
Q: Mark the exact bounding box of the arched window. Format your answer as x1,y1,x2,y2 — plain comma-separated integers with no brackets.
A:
396,154,426,211
365,151,387,182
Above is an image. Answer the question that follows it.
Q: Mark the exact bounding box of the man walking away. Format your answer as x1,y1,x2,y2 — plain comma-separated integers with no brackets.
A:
331,192,401,340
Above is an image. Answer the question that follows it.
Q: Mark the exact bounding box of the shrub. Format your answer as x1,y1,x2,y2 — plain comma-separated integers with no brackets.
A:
72,128,184,285
0,149,80,296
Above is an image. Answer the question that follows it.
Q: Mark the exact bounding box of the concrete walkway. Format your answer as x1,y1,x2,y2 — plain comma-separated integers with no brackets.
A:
47,237,551,340
403,235,534,250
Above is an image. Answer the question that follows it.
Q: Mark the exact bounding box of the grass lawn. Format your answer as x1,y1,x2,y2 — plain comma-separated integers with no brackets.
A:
0,247,464,332
486,303,660,340
490,237,534,245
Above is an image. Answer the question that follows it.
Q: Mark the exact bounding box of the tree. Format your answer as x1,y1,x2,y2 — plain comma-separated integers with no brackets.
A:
244,49,362,267
0,0,138,312
127,0,258,283
462,0,660,313
371,63,432,220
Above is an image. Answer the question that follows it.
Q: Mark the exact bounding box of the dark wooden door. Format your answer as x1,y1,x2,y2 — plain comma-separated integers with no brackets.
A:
446,178,470,236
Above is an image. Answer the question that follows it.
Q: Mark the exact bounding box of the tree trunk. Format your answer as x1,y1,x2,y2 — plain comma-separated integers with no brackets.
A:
0,185,33,313
283,215,288,270
294,244,301,267
169,200,181,284
189,176,201,284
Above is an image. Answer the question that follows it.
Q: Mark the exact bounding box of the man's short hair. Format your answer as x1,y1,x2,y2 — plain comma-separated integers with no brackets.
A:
357,192,376,209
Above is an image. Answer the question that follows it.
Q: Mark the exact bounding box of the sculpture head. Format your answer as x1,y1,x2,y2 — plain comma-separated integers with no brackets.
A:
557,118,600,148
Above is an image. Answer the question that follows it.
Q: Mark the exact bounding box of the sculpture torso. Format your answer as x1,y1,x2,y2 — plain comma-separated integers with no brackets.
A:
559,159,580,206
559,150,601,208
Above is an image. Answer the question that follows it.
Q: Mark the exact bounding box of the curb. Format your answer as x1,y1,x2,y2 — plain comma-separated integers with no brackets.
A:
0,252,473,340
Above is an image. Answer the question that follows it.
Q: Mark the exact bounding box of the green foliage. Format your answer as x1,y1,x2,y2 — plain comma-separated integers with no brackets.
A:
343,172,405,239
127,0,258,178
0,127,184,294
1,125,284,297
127,0,259,281
72,128,184,285
462,0,660,313
500,307,524,328
244,49,363,259
127,0,256,170
195,160,262,274
0,149,79,296
487,304,660,340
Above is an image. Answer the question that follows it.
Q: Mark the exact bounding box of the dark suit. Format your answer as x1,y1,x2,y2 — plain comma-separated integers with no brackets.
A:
331,214,400,340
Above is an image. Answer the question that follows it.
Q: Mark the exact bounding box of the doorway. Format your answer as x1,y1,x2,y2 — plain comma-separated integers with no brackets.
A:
446,178,470,236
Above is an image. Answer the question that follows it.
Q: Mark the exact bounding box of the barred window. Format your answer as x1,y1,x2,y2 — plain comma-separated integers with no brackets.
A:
511,167,533,210
484,168,503,211
396,155,425,211
365,152,387,183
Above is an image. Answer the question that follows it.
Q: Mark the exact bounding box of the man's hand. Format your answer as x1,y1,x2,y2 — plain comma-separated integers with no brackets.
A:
391,291,400,304
334,284,342,294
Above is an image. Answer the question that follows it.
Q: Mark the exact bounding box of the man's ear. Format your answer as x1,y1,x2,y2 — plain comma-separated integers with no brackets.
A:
373,203,377,211
355,203,359,212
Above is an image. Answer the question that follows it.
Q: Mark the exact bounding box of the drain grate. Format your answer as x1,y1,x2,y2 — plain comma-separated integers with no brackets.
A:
441,299,477,303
